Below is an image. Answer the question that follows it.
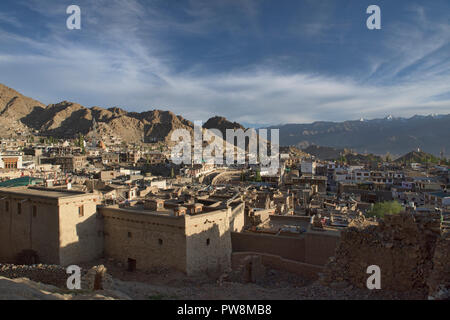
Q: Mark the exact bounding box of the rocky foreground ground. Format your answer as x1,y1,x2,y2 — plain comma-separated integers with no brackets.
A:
0,260,427,300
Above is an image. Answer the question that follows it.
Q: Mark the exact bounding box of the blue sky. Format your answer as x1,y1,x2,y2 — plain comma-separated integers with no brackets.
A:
0,0,449,126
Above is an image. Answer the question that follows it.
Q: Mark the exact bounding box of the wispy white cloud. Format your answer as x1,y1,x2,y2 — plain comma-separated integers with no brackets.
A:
0,12,22,27
367,4,450,83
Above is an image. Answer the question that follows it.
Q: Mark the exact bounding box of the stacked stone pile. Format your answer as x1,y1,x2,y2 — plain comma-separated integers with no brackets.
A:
0,264,69,288
321,211,444,293
81,265,114,291
0,264,119,292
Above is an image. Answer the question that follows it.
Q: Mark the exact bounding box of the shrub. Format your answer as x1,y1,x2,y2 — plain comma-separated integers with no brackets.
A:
366,201,403,218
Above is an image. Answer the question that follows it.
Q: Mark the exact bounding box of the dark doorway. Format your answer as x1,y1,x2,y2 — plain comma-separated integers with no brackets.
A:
127,258,137,272
246,261,253,283
16,249,39,265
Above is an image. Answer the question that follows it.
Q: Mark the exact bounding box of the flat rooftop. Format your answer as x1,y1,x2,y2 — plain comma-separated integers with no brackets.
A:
112,204,175,217
0,186,89,199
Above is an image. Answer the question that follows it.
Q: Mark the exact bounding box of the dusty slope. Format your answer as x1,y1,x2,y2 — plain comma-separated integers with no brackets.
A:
0,84,46,136
0,276,125,300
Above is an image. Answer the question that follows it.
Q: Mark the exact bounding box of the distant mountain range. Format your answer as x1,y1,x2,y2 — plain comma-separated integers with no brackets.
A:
265,115,450,157
1,83,449,157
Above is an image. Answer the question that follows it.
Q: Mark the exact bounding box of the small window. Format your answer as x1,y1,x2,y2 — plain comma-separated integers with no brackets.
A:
78,205,84,217
128,232,132,238
158,239,163,245
32,206,37,218
5,201,9,212
17,203,21,215
206,238,210,246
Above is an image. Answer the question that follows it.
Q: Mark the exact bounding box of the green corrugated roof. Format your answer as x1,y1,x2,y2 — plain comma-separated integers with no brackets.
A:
0,177,43,187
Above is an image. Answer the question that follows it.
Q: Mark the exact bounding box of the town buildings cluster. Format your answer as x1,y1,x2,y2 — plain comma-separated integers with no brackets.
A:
0,135,449,284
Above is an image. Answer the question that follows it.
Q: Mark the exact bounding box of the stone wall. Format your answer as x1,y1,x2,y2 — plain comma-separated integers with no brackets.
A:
0,264,68,288
229,254,266,284
0,263,122,294
231,229,340,269
321,212,447,295
231,252,323,281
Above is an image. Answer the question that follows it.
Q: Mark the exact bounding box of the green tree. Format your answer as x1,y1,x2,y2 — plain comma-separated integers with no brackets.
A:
339,155,347,164
366,201,403,219
77,133,85,148
255,169,262,182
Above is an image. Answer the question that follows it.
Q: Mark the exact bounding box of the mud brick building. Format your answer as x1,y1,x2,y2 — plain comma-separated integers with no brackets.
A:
0,187,103,265
100,201,245,276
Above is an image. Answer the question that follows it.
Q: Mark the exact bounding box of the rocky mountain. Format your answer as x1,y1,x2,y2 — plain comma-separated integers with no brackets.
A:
0,84,195,144
203,116,260,151
203,116,245,137
0,85,46,120
265,115,450,157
